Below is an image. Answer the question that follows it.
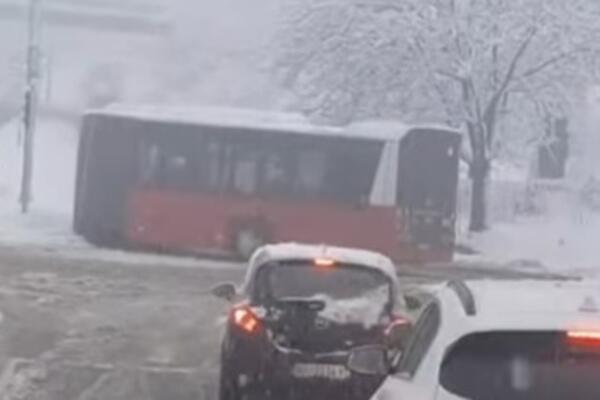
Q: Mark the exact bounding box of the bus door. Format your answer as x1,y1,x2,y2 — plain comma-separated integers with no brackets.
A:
397,129,461,251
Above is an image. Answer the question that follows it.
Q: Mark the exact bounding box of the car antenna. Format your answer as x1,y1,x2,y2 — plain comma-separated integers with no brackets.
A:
320,244,329,257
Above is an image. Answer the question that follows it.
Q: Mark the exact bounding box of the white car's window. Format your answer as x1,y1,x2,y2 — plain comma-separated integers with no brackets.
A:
396,302,441,376
440,331,600,399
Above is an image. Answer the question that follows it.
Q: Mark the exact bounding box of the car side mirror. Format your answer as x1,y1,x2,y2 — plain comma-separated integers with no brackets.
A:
347,345,390,376
210,282,237,302
404,294,422,311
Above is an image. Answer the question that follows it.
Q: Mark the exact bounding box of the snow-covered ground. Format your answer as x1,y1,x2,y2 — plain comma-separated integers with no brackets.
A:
0,118,77,216
460,212,600,274
0,209,243,270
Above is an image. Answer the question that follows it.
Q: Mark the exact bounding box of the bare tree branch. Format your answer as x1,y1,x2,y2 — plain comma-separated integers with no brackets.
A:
483,27,537,147
410,37,457,119
436,69,466,82
520,47,590,78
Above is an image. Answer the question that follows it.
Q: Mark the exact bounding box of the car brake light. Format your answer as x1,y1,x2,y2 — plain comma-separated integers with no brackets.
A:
566,331,600,351
232,306,261,334
314,258,336,268
567,330,600,345
385,317,411,336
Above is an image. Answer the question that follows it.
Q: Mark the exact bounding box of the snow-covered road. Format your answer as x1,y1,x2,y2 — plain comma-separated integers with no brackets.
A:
0,243,244,400
0,213,589,399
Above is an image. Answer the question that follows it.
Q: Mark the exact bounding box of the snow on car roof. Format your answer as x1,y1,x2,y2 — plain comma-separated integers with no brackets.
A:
440,279,600,330
243,243,398,289
85,105,461,141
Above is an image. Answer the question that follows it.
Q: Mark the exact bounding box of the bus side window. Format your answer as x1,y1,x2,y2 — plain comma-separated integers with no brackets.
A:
139,142,160,186
164,154,192,190
203,138,226,192
138,137,196,191
296,150,326,198
263,153,292,196
231,144,260,196
322,140,382,204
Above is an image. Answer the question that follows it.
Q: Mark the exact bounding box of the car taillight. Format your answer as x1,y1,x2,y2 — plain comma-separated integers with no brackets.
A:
384,316,411,337
566,330,600,348
232,306,261,334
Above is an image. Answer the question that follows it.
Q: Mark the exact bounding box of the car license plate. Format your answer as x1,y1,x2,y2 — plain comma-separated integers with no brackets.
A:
291,363,351,380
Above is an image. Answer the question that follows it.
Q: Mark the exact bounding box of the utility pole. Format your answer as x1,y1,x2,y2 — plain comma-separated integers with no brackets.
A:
20,0,42,214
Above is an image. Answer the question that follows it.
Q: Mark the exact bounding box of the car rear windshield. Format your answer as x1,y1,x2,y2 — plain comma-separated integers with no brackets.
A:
440,331,600,399
255,261,391,301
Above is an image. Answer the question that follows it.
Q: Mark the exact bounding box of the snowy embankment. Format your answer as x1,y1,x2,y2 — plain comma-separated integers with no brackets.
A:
0,209,245,270
457,167,600,275
459,213,600,275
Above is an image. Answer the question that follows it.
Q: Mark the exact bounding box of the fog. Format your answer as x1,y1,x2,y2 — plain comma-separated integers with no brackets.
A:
164,0,286,107
0,0,287,214
2,2,600,400
174,0,280,52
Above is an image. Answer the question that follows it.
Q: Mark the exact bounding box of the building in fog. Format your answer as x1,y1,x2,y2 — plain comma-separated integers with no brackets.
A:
0,0,173,213
0,0,173,122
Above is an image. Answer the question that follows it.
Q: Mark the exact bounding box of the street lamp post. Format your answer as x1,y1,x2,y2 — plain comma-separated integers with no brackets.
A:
19,0,42,214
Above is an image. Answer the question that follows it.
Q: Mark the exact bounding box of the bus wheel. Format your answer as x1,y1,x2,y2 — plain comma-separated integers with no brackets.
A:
234,228,265,260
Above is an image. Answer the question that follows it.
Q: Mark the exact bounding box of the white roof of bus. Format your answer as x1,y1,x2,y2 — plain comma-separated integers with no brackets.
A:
244,242,399,287
348,120,463,139
88,104,348,137
85,105,461,141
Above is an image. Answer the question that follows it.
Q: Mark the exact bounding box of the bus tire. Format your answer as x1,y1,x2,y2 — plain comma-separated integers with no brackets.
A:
234,227,265,260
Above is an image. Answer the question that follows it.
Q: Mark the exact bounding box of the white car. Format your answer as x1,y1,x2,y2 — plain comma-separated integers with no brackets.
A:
347,279,600,400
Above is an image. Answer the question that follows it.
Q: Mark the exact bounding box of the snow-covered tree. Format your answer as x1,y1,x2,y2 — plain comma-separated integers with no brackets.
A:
277,0,600,231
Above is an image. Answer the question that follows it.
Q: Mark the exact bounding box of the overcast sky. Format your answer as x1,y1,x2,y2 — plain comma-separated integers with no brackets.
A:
173,0,281,54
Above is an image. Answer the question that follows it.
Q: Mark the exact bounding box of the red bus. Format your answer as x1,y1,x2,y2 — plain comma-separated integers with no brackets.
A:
74,106,461,262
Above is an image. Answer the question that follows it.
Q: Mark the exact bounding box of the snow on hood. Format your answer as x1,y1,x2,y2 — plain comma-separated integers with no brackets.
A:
311,286,390,329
